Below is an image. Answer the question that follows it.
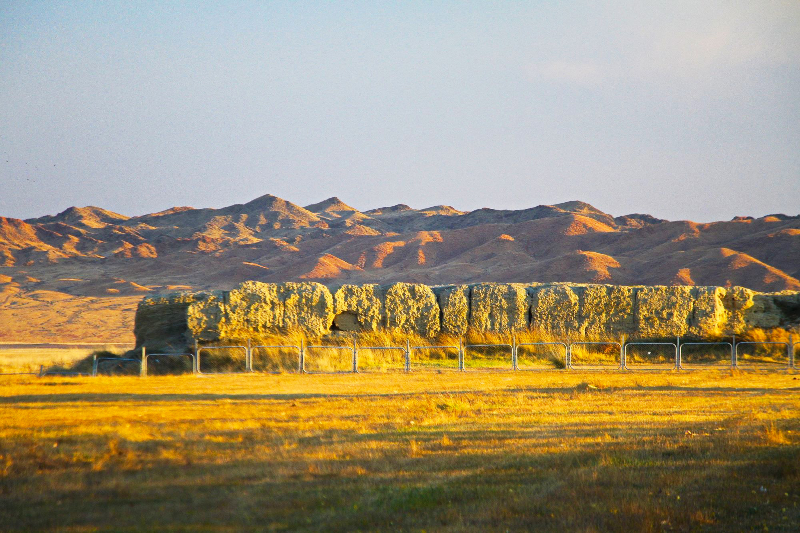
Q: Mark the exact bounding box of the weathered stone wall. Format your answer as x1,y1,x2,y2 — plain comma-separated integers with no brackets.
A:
469,283,529,333
134,281,800,349
688,286,728,338
580,285,635,338
635,286,695,337
280,282,334,335
383,282,440,337
333,284,384,331
434,285,470,336
529,284,581,336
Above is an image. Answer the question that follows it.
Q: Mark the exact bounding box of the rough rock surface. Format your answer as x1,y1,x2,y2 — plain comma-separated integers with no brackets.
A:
635,286,695,337
333,284,384,331
470,283,529,332
134,281,800,348
279,282,334,336
688,286,728,337
580,285,635,337
219,281,283,339
434,285,470,336
529,284,581,336
383,282,440,337
185,291,227,341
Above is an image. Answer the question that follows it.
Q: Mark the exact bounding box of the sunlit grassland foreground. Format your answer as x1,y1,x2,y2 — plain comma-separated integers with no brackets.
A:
1,372,799,531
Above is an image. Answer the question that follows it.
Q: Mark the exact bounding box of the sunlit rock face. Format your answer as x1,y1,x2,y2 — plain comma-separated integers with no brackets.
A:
383,282,440,338
528,284,582,336
280,282,334,336
579,285,635,338
435,285,470,337
469,283,529,333
333,284,384,332
134,281,800,349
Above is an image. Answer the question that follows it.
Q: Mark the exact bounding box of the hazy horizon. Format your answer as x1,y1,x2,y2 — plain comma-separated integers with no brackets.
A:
2,1,799,223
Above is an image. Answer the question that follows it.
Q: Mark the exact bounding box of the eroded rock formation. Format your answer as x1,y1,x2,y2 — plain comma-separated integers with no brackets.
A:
134,281,800,350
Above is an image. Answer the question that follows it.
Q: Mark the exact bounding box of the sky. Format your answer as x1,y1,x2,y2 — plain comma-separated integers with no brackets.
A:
1,1,799,222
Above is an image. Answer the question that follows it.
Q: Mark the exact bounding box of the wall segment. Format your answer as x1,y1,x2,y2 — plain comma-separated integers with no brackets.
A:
134,281,800,350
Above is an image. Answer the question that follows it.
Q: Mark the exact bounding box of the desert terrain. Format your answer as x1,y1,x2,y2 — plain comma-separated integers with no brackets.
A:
1,194,799,342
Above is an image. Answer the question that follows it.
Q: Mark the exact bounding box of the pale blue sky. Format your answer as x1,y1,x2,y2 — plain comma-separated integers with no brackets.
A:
1,1,799,222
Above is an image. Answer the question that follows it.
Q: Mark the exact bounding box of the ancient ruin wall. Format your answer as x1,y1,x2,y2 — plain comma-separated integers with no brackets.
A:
134,281,800,350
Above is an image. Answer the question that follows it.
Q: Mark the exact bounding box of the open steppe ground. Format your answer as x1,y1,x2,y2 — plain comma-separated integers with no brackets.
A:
1,371,799,532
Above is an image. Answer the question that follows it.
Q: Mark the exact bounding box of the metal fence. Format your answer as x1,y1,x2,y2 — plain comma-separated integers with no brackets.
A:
624,342,678,370
569,341,623,370
515,342,569,370
0,342,135,377
2,335,797,378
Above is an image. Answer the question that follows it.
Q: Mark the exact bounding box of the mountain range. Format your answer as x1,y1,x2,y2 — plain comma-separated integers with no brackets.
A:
1,194,798,342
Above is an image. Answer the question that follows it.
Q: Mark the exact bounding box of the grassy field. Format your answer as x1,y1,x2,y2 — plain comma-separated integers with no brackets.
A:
1,371,799,532
0,344,136,374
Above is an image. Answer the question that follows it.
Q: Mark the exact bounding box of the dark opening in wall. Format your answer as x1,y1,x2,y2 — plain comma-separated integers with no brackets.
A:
331,311,360,332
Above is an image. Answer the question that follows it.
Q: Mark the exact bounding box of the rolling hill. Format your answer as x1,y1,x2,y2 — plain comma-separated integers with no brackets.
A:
1,194,798,341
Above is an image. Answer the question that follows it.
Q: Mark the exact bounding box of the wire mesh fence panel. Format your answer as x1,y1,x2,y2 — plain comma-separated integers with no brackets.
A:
679,343,733,369
197,346,248,374
144,353,195,376
251,345,301,373
735,342,790,369
463,344,513,370
355,347,407,372
624,343,676,370
410,346,460,370
569,342,621,369
304,346,354,373
94,357,141,376
515,343,568,370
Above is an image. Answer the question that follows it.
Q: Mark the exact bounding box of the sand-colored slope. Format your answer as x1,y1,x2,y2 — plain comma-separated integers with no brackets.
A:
1,193,799,341
0,286,138,342
299,254,363,279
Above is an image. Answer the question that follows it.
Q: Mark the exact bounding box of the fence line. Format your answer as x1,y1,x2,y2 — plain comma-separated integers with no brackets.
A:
2,334,797,377
515,342,569,371
623,342,678,371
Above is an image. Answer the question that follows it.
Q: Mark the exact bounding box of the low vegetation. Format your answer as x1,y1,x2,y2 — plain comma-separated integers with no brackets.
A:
2,327,796,376
1,371,798,531
0,345,135,375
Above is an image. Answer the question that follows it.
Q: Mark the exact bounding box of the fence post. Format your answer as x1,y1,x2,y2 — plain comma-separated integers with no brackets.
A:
620,335,626,370
676,336,681,370
405,339,410,372
194,340,199,374
92,353,98,377
731,334,737,369
512,333,518,370
140,346,147,377
352,338,358,373
789,335,794,369
566,342,572,370
246,339,252,372
39,365,44,377
299,339,305,374
459,338,464,371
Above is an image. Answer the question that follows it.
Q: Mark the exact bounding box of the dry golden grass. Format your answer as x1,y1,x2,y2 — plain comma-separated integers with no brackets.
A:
0,344,135,374
1,371,799,531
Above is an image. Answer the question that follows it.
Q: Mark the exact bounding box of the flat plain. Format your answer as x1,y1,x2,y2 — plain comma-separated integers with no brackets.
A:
1,371,799,531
